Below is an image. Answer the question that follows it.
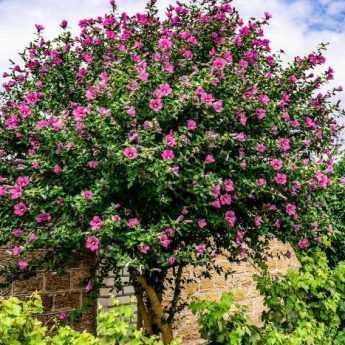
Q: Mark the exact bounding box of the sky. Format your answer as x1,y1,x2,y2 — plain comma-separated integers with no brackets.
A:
0,0,345,102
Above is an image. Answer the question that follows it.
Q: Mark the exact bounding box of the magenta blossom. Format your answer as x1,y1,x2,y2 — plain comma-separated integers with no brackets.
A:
225,210,236,227
161,149,175,160
204,154,215,164
16,176,30,188
18,260,28,271
90,216,103,230
256,178,266,188
186,119,197,130
196,244,206,254
83,191,93,199
127,218,140,228
14,202,28,217
12,228,23,237
271,159,283,171
88,160,98,169
164,133,177,147
298,238,310,250
123,147,138,160
159,233,171,248
149,98,163,112
275,173,287,185
286,203,297,218
167,256,176,265
138,243,150,254
85,236,100,252
35,212,52,223
198,219,207,228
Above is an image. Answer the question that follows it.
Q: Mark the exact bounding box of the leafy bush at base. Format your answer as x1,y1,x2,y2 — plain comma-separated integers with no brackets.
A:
191,251,345,345
0,294,179,345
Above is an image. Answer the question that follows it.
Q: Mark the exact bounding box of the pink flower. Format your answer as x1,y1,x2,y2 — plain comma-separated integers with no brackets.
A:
298,238,310,250
220,194,232,206
16,176,30,188
186,119,197,130
12,245,23,256
234,132,247,142
198,219,207,229
278,138,290,152
271,159,283,171
12,228,23,237
53,164,62,174
14,202,27,217
212,58,227,70
258,94,270,105
211,199,221,208
127,218,140,228
85,236,100,252
225,210,236,227
224,179,235,192
159,233,171,248
90,216,103,230
167,256,176,265
112,214,121,222
257,144,266,153
127,106,136,117
149,98,163,112
256,178,266,188
123,147,138,160
35,24,45,32
82,53,94,64
158,38,172,51
60,19,68,29
18,260,28,271
73,106,88,121
85,281,93,293
154,83,172,97
164,134,177,147
255,215,263,228
58,312,68,321
196,244,206,254
29,233,38,242
286,203,297,218
83,191,93,199
275,173,287,185
138,243,150,254
161,149,175,160
25,92,40,105
213,100,223,113
35,212,51,223
204,154,215,164
19,104,32,118
256,108,266,120
88,160,98,169
10,186,22,200
340,177,345,186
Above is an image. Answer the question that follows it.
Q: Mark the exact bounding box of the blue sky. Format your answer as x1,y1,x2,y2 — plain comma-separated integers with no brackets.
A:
0,0,344,102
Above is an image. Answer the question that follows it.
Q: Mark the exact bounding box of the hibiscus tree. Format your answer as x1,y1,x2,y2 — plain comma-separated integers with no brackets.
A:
0,0,343,343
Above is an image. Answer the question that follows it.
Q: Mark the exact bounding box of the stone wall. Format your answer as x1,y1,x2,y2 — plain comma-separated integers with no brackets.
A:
0,249,96,332
0,240,299,343
171,239,299,344
99,239,299,344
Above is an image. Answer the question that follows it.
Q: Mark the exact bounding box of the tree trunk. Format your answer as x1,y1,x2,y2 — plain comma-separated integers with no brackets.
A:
137,275,174,345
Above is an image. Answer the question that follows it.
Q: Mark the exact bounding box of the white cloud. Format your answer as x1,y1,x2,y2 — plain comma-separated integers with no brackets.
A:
0,0,344,104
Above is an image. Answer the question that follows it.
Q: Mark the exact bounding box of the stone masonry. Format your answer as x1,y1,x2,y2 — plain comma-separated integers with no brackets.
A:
0,249,96,332
99,239,300,344
0,239,299,343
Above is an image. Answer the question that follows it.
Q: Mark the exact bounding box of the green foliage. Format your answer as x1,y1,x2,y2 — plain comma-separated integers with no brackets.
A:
324,156,345,266
191,251,345,344
0,294,178,345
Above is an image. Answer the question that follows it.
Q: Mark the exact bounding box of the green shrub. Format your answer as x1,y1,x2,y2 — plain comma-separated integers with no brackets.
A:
0,294,179,345
191,251,345,344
